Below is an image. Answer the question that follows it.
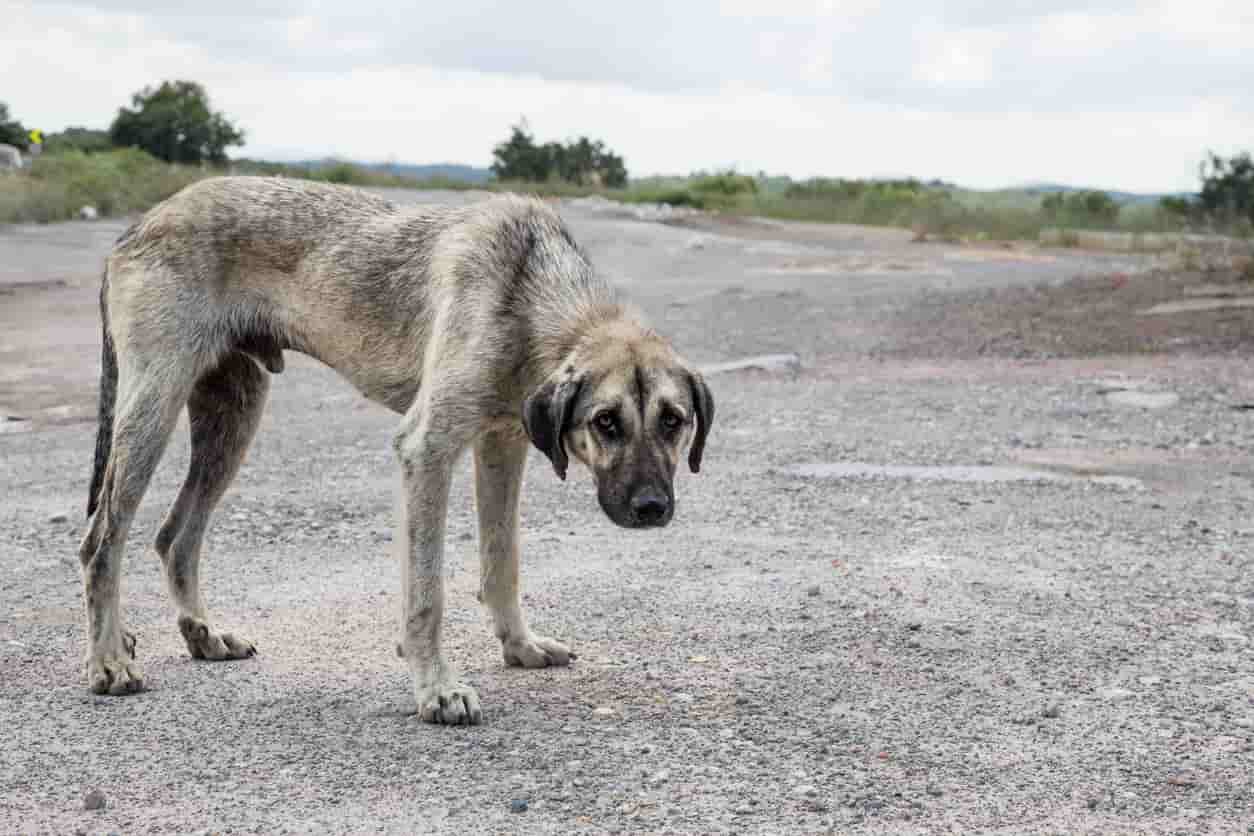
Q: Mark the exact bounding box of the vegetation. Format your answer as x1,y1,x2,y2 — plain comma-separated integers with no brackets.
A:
0,147,206,224
1154,152,1254,236
491,121,627,187
4,90,1252,247
1199,152,1254,223
110,81,244,164
44,127,112,155
0,102,28,148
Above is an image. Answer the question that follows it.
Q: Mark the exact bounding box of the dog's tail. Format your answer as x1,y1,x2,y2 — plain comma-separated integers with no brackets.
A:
87,267,117,519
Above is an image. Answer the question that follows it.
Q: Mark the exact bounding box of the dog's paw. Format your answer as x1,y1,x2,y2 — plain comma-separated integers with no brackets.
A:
503,632,575,668
86,636,145,696
178,615,256,661
415,678,483,725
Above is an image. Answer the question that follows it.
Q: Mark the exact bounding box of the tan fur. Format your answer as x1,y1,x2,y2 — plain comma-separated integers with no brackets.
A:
77,177,713,724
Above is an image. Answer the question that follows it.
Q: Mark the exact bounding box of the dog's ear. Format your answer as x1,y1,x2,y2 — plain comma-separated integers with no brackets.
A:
685,369,714,474
523,376,584,481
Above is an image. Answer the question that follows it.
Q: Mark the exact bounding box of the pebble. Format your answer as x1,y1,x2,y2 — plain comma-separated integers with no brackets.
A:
926,785,943,797
794,784,819,797
672,693,694,703
733,804,753,815
1098,687,1135,702
83,789,107,811
1041,702,1062,719
509,799,529,813
47,513,69,524
593,707,614,717
806,584,821,598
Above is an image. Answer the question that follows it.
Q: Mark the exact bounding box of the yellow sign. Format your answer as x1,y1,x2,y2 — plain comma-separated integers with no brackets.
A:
28,129,43,145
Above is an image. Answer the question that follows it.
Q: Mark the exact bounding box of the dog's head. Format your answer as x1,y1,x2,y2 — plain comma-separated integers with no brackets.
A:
523,324,713,529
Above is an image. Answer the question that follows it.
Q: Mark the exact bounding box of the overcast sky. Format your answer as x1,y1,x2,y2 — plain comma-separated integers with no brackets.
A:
3,1,1250,192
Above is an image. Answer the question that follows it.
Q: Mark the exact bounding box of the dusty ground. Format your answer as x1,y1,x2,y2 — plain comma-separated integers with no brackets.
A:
2,188,1253,835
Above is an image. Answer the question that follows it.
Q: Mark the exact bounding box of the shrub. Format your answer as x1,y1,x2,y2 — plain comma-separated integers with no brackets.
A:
0,148,205,224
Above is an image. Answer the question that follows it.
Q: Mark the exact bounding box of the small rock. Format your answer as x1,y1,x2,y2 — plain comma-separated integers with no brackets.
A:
699,353,802,377
805,584,821,598
1041,702,1062,719
78,205,99,221
47,513,69,524
592,706,614,717
672,692,694,703
1105,390,1179,410
1087,797,1100,811
905,621,922,632
1167,773,1197,787
794,784,819,797
83,789,107,811
926,785,943,797
733,804,753,815
1098,687,1136,702
649,770,671,786
509,799,529,813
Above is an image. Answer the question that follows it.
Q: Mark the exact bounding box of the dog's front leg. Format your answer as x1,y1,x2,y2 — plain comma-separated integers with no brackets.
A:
474,429,574,668
394,405,482,726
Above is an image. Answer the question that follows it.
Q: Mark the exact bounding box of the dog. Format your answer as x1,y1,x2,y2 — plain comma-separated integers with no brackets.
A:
78,177,713,725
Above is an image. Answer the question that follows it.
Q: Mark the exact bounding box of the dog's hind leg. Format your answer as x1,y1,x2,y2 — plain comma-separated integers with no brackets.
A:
474,429,574,668
80,360,195,695
154,352,267,661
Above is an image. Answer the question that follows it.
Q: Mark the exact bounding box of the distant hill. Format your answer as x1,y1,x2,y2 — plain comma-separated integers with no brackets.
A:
366,162,492,183
1012,182,1194,205
284,158,492,184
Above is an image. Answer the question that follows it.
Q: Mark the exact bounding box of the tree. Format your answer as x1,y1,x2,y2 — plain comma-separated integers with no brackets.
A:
109,81,244,164
490,121,552,182
490,120,628,187
0,102,27,149
1198,151,1254,225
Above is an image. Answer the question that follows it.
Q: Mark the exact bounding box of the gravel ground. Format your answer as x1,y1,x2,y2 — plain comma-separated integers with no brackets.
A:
1,189,1252,834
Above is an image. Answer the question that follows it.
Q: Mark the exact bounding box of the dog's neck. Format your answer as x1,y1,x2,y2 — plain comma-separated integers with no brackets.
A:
531,299,652,381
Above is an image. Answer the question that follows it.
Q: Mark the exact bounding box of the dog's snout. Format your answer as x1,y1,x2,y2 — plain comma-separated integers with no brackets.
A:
630,491,670,526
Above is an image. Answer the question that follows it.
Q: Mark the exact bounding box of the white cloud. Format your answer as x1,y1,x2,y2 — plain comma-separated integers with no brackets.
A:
0,0,1250,192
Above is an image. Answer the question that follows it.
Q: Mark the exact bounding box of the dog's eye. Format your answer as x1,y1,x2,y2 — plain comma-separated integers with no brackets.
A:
594,411,619,436
659,411,683,432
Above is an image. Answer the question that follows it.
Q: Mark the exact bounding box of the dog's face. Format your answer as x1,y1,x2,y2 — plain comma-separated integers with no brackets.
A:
524,329,713,529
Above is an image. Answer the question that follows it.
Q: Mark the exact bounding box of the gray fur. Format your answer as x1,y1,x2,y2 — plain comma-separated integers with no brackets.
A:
77,176,713,721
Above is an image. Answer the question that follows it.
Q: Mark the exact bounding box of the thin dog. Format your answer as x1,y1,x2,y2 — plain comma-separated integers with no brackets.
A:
79,177,713,725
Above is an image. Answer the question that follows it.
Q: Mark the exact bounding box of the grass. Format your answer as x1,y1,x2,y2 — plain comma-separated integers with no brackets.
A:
0,148,207,224
5,151,1250,246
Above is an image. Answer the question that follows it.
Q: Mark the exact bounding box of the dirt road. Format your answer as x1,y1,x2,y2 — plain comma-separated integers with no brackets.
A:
2,188,1252,834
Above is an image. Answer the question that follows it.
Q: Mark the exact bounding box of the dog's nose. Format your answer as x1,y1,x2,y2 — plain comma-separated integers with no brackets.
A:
631,492,670,525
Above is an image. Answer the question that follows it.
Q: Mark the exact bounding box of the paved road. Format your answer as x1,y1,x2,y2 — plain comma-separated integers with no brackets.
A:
1,188,1251,834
